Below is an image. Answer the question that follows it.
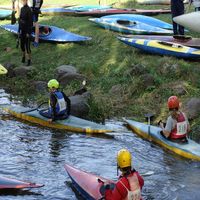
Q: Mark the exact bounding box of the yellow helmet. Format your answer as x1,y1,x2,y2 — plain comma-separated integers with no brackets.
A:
117,149,132,169
47,79,59,89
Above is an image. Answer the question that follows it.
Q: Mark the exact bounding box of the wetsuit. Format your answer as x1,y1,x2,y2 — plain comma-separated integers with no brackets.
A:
171,0,184,35
104,169,144,200
30,0,43,22
39,90,71,121
18,4,33,55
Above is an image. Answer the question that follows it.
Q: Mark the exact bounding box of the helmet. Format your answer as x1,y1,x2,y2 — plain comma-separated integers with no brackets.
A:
47,79,59,89
117,149,132,169
167,96,179,110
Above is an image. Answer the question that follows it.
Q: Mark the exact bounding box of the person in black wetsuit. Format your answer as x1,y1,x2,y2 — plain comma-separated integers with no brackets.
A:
18,0,33,66
29,0,43,47
171,0,185,35
39,79,71,123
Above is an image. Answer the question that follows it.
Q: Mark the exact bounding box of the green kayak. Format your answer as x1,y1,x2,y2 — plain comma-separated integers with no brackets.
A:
3,105,113,134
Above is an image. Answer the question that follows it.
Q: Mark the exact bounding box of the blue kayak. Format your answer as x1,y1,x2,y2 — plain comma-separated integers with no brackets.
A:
89,17,173,35
0,9,12,19
0,24,91,42
123,118,200,161
118,37,200,59
102,14,173,30
67,5,111,11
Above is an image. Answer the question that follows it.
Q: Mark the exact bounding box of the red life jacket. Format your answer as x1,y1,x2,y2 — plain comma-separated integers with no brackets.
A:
170,112,188,139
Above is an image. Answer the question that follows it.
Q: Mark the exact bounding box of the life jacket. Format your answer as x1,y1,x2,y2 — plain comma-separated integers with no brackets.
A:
120,173,141,200
49,91,67,116
170,112,188,139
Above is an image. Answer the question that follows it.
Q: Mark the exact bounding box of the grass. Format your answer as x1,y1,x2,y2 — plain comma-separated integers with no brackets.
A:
0,0,200,138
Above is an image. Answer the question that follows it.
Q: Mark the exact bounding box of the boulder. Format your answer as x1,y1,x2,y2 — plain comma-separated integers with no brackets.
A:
3,62,16,77
109,84,124,96
184,98,200,119
140,74,155,89
13,66,35,77
124,63,147,77
55,65,78,79
32,81,47,93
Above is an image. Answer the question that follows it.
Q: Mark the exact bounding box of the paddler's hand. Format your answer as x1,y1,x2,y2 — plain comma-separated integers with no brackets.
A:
48,119,53,123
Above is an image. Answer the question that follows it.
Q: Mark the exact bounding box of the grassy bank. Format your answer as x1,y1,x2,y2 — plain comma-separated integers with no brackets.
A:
0,0,200,137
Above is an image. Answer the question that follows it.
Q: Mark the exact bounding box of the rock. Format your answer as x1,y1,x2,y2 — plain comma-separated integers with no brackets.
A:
55,65,78,79
158,63,178,76
109,84,123,96
58,73,85,87
140,74,155,88
172,84,187,96
13,66,35,77
69,93,91,118
184,98,200,119
32,81,47,93
4,47,12,52
3,62,16,77
124,63,147,77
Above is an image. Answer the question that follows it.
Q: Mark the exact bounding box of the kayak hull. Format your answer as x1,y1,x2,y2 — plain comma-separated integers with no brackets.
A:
75,8,171,17
0,9,12,19
64,164,113,200
119,35,200,48
173,12,200,33
3,105,112,134
0,176,43,189
0,24,91,42
41,8,76,16
118,37,200,59
124,118,200,161
89,18,173,35
136,0,170,4
0,64,8,75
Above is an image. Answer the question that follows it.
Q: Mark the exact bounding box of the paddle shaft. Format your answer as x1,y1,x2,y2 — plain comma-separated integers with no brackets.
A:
21,102,48,113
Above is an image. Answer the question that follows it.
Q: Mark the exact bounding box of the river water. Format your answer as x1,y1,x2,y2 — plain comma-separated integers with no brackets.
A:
0,89,200,200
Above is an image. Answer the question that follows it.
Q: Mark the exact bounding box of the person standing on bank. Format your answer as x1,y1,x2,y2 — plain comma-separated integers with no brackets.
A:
39,79,71,123
18,0,33,66
29,0,43,47
100,149,144,200
159,96,190,143
171,0,185,35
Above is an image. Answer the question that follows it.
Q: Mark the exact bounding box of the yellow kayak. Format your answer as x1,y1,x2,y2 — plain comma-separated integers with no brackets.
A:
0,64,7,75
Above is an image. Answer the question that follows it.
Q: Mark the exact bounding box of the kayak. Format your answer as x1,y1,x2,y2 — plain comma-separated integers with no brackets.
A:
67,5,111,11
118,35,200,48
41,8,77,15
0,9,12,19
123,118,200,161
89,18,173,35
64,164,114,199
0,64,7,75
136,0,170,4
0,24,91,43
75,8,171,17
3,105,113,134
118,37,200,59
173,12,200,33
0,176,44,189
102,14,173,30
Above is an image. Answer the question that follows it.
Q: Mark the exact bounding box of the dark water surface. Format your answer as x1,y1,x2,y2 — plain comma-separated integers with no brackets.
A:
0,90,200,200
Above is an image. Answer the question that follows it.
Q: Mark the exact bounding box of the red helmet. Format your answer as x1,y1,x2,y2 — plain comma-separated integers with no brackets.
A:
167,96,179,109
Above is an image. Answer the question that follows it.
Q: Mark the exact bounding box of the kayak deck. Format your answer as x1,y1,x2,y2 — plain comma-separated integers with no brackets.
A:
4,105,113,134
124,118,200,161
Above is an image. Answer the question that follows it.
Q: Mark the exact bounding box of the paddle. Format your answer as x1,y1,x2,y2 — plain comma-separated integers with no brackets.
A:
173,35,192,40
11,0,16,24
21,102,48,113
145,113,154,141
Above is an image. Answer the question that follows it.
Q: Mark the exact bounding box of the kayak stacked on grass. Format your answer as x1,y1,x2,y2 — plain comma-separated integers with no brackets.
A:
0,9,12,19
64,164,114,199
123,118,200,161
89,14,173,35
0,64,7,75
118,37,200,59
118,35,200,48
136,0,170,4
0,24,91,43
173,11,200,33
3,105,113,134
75,8,171,17
0,176,44,189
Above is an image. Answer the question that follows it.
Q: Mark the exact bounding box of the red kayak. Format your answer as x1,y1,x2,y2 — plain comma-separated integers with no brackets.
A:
118,35,200,48
0,176,44,189
64,164,114,199
75,8,171,17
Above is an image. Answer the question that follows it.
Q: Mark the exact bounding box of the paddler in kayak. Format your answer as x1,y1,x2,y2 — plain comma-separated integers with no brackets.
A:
159,96,190,143
39,79,71,123
100,149,144,200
